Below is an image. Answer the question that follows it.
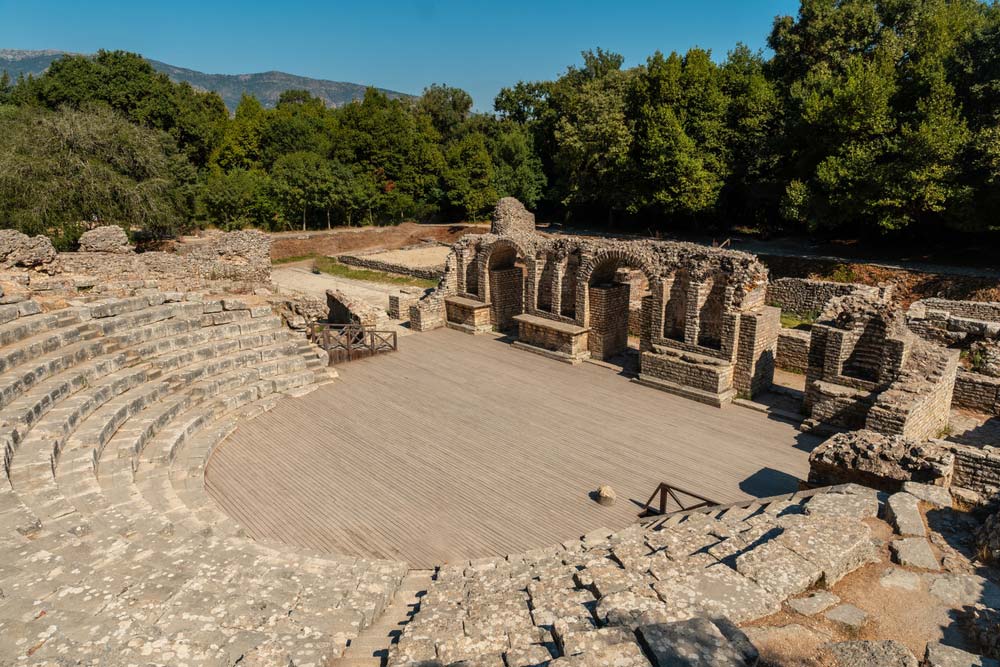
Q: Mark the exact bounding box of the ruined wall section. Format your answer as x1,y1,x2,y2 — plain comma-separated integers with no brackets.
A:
766,277,878,315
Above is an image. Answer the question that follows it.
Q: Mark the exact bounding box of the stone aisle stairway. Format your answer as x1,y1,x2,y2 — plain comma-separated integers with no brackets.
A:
334,570,435,667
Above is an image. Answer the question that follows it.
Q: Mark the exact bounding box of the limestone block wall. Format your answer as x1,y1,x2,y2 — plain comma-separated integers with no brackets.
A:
865,349,959,441
388,290,424,320
953,370,1000,414
587,283,630,360
734,306,779,397
337,244,446,280
950,444,1000,500
326,289,383,328
914,298,1000,323
515,317,588,358
766,277,877,315
777,328,810,373
410,298,445,332
489,267,523,331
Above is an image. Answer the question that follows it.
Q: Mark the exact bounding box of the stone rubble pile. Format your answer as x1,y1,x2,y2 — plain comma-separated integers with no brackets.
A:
808,430,954,491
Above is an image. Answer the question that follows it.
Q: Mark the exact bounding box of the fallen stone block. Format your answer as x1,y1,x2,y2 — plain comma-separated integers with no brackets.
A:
902,482,952,508
652,564,781,624
824,604,868,633
776,517,878,585
824,640,918,666
637,618,751,667
787,590,840,616
805,492,879,520
891,538,940,571
924,642,1000,667
504,644,554,667
887,492,926,537
879,567,922,592
735,539,823,599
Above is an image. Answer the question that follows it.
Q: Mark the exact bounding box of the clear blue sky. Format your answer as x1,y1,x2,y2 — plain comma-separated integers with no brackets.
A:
1,0,801,109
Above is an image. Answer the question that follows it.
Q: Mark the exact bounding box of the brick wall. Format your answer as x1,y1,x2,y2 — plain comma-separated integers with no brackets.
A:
777,329,810,373
865,352,959,441
588,283,630,360
766,278,877,315
640,350,733,394
489,267,524,331
916,298,1000,323
953,369,1000,414
734,306,779,397
950,443,1000,499
410,298,445,332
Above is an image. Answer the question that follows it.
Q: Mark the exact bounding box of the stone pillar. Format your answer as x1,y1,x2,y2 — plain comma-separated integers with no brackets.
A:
684,282,704,346
588,283,630,360
552,263,564,316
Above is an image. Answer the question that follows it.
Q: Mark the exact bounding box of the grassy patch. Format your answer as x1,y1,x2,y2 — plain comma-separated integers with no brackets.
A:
828,263,859,283
313,257,438,288
272,254,317,265
780,309,819,330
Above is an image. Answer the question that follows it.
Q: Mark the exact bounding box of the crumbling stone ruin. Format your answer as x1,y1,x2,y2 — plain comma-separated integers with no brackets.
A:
0,227,273,296
803,292,959,441
0,202,999,664
77,224,134,253
807,430,954,490
412,199,779,405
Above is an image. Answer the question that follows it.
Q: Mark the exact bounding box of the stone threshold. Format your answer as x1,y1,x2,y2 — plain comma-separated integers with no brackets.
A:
633,374,735,408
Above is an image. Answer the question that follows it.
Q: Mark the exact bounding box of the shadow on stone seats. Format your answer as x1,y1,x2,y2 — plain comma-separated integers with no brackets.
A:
739,467,802,497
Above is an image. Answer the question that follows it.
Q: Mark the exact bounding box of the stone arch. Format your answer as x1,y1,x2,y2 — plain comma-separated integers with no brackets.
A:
576,249,658,360
477,238,529,331
575,249,658,328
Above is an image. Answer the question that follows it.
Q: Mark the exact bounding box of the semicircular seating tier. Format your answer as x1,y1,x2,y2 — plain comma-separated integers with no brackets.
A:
0,292,406,665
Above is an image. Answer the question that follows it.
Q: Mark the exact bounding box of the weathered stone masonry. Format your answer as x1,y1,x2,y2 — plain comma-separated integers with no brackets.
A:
412,198,779,406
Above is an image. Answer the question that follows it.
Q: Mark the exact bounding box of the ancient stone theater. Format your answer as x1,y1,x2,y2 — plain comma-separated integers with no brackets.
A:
0,201,998,666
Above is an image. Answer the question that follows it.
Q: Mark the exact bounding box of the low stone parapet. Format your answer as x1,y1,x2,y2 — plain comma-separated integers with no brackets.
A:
511,313,590,364
637,347,735,407
388,288,424,321
445,295,492,334
953,368,1000,414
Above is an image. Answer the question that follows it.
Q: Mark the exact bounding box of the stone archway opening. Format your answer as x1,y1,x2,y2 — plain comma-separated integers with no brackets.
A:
487,245,526,332
585,257,652,362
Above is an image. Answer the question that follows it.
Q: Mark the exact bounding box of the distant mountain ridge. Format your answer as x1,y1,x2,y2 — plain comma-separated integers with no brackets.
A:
0,49,412,110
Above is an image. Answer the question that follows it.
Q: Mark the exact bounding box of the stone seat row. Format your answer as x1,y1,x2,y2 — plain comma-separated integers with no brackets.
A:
0,293,408,665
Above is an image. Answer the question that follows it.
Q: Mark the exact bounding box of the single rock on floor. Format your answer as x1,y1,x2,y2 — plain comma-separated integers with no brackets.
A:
891,538,940,571
824,604,869,633
596,485,616,507
924,642,1000,667
788,590,840,616
887,492,926,537
824,640,919,667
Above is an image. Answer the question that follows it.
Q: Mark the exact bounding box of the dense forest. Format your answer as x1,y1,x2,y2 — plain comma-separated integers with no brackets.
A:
2,0,1000,248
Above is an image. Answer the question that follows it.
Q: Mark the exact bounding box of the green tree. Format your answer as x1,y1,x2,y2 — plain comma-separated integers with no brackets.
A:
443,133,497,219
417,84,473,142
0,105,189,243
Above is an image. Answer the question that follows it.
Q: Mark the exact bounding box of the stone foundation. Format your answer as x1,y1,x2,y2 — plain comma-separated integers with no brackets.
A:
766,277,878,315
489,267,523,332
445,296,493,334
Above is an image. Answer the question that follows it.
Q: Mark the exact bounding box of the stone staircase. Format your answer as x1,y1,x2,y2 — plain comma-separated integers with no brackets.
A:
333,570,435,667
0,292,406,665
386,486,886,667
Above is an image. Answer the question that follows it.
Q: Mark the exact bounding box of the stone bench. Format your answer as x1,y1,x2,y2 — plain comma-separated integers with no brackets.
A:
445,296,493,334
511,313,590,364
